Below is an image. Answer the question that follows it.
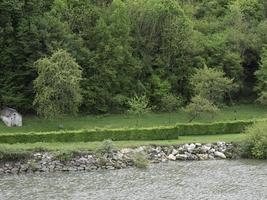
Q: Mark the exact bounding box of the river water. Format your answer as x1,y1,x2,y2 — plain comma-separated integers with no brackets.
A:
0,160,266,200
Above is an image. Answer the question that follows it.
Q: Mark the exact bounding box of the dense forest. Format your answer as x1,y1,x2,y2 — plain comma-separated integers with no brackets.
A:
1,0,267,115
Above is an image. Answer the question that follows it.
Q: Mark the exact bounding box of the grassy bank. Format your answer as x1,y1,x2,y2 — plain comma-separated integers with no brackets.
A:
0,104,266,134
0,133,245,153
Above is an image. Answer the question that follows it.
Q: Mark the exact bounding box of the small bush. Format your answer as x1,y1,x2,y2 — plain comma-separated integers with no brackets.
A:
132,152,149,169
127,95,151,116
241,122,267,159
0,147,31,162
159,94,183,112
183,95,219,122
97,139,116,154
54,152,74,162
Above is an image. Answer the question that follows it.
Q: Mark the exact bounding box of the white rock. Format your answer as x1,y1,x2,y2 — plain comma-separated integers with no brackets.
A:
214,151,226,159
172,149,178,156
206,143,212,147
167,154,176,161
195,143,202,147
197,154,209,160
217,141,226,146
201,145,211,153
209,148,216,153
183,144,189,149
135,146,145,153
120,148,134,154
176,154,188,160
187,144,196,152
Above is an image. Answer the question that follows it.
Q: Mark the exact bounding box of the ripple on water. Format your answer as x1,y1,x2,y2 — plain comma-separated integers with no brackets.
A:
0,160,266,200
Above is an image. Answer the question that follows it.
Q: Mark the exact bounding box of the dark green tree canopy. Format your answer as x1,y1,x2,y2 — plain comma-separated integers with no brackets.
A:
1,0,267,114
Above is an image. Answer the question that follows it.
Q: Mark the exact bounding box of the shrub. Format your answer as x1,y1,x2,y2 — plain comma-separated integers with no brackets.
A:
241,122,267,159
0,147,31,162
97,139,116,154
183,95,219,122
127,95,151,116
160,94,183,112
0,119,262,144
54,152,74,162
127,95,151,126
190,65,235,105
132,152,149,169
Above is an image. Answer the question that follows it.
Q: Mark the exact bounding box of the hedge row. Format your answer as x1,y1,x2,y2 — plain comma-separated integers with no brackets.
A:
0,119,264,144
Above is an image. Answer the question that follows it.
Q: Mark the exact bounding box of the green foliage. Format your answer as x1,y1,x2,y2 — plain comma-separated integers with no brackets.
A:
0,147,31,161
54,151,74,162
190,66,235,105
241,122,267,159
82,0,139,113
1,0,267,114
97,139,116,154
0,119,260,144
184,96,219,122
132,152,149,169
160,94,183,112
33,49,82,118
127,95,151,116
255,47,267,105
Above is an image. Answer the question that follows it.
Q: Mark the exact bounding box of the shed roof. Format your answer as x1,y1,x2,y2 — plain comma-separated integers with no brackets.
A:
0,107,19,117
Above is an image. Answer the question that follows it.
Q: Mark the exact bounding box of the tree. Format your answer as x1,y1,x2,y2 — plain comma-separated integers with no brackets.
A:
0,0,81,112
82,0,139,113
183,95,219,122
160,93,182,124
33,49,82,118
128,0,194,104
127,95,151,126
190,65,235,105
255,47,267,105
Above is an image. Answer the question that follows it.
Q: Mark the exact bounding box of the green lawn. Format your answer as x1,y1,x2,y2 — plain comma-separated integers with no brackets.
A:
0,133,246,152
0,104,266,134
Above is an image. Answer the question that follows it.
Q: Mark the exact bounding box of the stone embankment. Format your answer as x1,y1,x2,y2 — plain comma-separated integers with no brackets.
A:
0,142,238,175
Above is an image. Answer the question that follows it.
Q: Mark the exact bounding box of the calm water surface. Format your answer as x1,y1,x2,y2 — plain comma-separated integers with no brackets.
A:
0,160,266,200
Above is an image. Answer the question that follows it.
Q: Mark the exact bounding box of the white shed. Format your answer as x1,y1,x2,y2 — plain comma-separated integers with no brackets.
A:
0,107,22,127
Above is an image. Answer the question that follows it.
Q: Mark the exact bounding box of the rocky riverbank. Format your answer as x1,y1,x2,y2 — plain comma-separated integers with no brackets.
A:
0,142,239,175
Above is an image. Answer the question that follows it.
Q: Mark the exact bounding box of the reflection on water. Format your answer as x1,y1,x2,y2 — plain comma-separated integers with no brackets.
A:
0,160,266,200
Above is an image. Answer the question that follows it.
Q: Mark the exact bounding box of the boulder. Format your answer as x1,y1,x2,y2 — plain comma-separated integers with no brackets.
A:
187,144,196,152
197,154,209,160
200,145,211,153
172,149,178,156
176,154,188,160
167,154,176,161
214,151,226,159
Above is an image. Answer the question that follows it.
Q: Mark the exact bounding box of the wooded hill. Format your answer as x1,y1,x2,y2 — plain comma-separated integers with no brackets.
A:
1,0,267,114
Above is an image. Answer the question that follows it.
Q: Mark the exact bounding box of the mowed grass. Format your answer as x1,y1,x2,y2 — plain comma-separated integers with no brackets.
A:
0,133,246,152
0,104,266,134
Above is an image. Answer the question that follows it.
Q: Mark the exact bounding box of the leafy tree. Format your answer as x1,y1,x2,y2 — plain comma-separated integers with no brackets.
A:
33,49,82,118
127,95,151,126
82,0,139,113
160,93,183,124
183,95,219,122
128,95,151,116
160,94,182,113
255,47,267,105
0,0,80,112
190,65,235,105
128,0,194,103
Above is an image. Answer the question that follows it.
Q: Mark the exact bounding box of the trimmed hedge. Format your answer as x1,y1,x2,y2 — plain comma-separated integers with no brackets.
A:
0,119,264,144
